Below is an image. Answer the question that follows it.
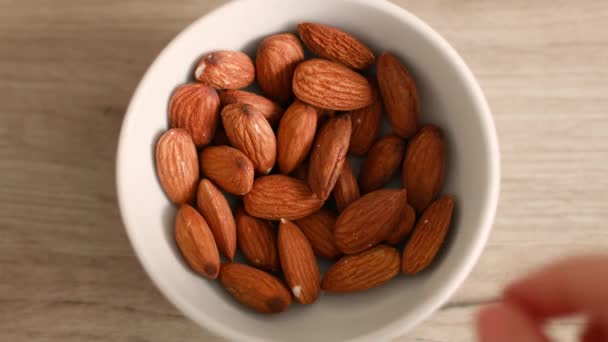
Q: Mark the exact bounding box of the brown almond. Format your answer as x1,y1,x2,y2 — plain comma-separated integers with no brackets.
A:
196,179,237,261
332,159,360,212
386,204,416,245
199,145,254,196
334,189,408,254
308,114,352,200
321,245,400,293
277,100,318,174
169,83,220,147
175,204,220,279
348,77,382,155
219,89,284,125
402,125,446,213
295,209,341,260
236,207,279,272
221,103,277,174
243,175,324,220
377,52,420,138
278,219,320,304
297,22,375,70
256,33,305,105
155,128,199,204
293,59,373,111
194,50,254,89
220,263,291,314
359,135,406,194
402,195,454,274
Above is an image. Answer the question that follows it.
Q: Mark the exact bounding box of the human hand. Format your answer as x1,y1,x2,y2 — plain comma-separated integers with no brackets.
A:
477,255,608,341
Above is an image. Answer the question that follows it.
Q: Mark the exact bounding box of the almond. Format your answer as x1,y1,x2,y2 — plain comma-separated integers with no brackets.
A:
278,219,320,304
199,145,254,196
308,114,352,200
243,175,324,220
297,22,374,70
175,204,220,279
194,50,254,89
295,209,341,260
293,59,373,111
155,129,199,204
220,263,291,314
332,159,360,212
291,160,309,182
277,100,318,174
321,245,400,293
169,83,220,147
402,125,446,213
377,52,420,138
348,77,382,155
196,179,237,261
256,33,305,105
219,89,284,126
359,135,406,194
221,103,277,174
334,189,408,254
402,195,454,274
386,204,416,245
236,207,279,272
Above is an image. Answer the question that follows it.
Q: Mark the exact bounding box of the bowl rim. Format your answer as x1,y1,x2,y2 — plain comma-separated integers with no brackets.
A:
116,0,501,340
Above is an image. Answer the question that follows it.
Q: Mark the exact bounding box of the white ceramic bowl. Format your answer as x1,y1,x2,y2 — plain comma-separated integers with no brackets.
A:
116,0,500,340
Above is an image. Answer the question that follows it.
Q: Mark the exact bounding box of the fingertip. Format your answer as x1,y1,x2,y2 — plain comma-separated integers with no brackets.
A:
476,302,549,342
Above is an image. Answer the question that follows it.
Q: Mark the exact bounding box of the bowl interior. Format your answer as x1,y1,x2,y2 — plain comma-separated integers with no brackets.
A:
116,0,499,341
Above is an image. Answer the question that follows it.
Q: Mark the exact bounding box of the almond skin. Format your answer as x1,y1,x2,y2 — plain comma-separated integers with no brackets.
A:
220,263,291,314
332,159,360,212
169,83,220,147
194,50,254,89
402,195,454,274
321,245,400,293
293,59,373,111
348,77,382,155
155,129,199,204
334,189,408,254
236,207,279,272
175,204,220,279
297,22,374,70
277,100,318,174
386,204,416,245
278,219,320,304
377,52,420,138
219,90,284,125
221,103,277,174
243,175,324,220
402,125,446,213
256,33,305,105
196,179,237,261
359,135,406,194
295,209,341,260
199,146,254,196
308,114,352,200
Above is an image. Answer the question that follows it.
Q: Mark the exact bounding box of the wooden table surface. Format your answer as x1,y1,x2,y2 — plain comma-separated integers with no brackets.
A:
2,0,607,341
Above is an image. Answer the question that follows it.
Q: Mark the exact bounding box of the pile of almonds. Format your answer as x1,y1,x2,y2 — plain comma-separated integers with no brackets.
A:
156,22,454,314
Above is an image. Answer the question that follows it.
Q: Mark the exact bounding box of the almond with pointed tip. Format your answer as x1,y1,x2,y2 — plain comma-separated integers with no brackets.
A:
169,83,220,147
402,195,454,274
377,52,420,138
194,50,254,89
196,179,237,261
221,103,277,174
243,175,324,220
236,207,279,272
277,100,318,174
278,219,320,304
155,128,199,204
297,22,375,70
321,245,400,293
295,209,341,260
220,90,284,125
332,160,360,212
220,263,291,314
175,204,220,279
359,135,406,194
348,77,382,155
334,189,408,254
386,204,416,245
199,145,254,196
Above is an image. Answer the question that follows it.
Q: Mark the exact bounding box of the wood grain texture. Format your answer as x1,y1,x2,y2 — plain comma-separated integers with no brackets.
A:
1,0,607,341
